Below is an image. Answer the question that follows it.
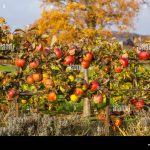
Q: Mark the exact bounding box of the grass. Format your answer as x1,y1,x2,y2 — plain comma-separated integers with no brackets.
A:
0,65,16,73
144,64,150,71
0,63,149,73
0,108,149,136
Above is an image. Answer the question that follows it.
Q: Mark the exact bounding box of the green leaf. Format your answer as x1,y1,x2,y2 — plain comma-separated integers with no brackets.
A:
18,52,24,58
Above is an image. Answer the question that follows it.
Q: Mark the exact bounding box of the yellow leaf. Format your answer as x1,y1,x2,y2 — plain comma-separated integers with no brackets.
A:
51,35,57,47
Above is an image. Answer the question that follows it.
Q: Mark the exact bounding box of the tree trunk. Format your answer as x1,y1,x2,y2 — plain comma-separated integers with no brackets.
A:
83,69,91,117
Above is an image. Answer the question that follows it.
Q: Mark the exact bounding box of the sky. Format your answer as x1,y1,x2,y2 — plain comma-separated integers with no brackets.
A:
0,0,150,35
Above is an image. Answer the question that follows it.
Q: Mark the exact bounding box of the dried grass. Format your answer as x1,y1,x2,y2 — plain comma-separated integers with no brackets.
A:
0,109,149,136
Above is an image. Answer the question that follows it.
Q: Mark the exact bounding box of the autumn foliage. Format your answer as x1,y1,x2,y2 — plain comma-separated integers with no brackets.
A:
0,0,149,136
34,0,146,43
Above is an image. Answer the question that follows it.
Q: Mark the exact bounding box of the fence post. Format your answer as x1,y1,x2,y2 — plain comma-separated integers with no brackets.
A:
15,67,20,117
105,56,111,136
15,96,19,117
105,93,110,136
83,68,91,117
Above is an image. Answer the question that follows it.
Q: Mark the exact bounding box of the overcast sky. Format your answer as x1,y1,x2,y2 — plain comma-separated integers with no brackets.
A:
0,0,150,35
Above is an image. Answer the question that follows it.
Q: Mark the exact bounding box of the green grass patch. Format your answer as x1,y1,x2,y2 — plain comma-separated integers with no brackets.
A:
144,64,150,71
0,65,16,73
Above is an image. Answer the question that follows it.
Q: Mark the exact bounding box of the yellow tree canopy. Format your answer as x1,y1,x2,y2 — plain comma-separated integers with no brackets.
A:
35,0,146,44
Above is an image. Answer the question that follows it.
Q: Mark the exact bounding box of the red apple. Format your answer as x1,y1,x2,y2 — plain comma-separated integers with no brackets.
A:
135,100,145,110
54,48,62,59
69,47,75,50
64,56,75,65
114,118,122,127
7,89,17,99
32,73,42,82
91,81,99,91
81,61,90,69
36,44,43,52
93,94,103,104
27,75,34,84
15,59,26,67
130,99,138,105
43,47,50,55
29,61,39,69
74,88,84,97
82,83,89,91
91,80,99,85
48,92,57,102
115,66,123,73
43,78,54,88
139,51,149,60
83,52,93,62
119,58,129,68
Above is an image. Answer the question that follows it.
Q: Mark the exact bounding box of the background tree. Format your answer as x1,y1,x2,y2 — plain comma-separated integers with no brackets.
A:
34,0,147,44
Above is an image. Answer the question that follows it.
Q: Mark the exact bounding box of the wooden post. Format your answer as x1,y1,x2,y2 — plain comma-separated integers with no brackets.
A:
37,92,39,113
15,97,19,117
105,94,110,136
105,56,111,136
15,67,20,117
83,69,91,117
